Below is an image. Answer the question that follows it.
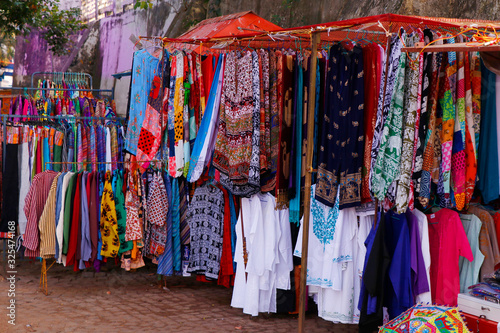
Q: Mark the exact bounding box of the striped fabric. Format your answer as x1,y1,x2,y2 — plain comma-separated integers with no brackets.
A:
23,170,59,258
98,126,106,173
90,126,97,172
82,125,89,171
38,173,61,258
157,173,173,276
179,177,190,245
110,126,118,170
77,124,84,171
171,177,181,272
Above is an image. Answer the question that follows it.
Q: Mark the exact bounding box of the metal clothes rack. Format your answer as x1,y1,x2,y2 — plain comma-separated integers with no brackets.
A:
1,113,126,123
37,158,162,295
0,86,114,99
45,160,162,169
31,71,93,89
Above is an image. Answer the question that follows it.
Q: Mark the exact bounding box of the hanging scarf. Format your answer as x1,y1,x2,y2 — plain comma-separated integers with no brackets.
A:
188,54,198,152
217,52,261,197
289,55,299,199
471,53,482,153
125,171,143,242
290,56,303,224
171,177,181,271
261,50,280,192
369,33,403,196
451,46,467,210
437,37,457,208
276,53,294,208
173,52,185,177
249,51,261,187
187,55,224,183
183,54,191,177
213,51,255,184
259,49,271,174
464,52,481,207
136,57,164,167
167,54,178,177
371,31,407,201
361,44,382,203
395,31,424,213
463,52,476,209
413,30,434,198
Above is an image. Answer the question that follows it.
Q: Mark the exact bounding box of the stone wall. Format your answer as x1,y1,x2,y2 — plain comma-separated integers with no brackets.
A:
14,0,500,116
207,0,500,28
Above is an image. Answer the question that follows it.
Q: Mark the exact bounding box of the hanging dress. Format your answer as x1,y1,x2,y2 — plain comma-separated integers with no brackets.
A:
100,171,120,258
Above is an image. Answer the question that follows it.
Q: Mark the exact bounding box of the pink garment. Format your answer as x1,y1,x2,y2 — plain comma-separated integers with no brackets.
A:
427,208,473,306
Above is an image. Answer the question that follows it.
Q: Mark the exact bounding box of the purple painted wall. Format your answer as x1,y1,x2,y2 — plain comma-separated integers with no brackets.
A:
13,1,196,115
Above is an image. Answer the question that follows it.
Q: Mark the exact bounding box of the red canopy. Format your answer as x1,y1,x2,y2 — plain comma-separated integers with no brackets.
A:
178,11,282,41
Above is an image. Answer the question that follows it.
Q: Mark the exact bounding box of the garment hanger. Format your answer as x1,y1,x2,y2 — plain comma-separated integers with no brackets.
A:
422,194,440,214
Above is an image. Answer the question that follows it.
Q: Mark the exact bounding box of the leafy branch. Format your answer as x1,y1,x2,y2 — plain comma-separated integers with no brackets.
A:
0,0,86,56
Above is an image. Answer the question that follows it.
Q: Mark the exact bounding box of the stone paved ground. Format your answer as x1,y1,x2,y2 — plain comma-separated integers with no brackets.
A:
0,260,358,333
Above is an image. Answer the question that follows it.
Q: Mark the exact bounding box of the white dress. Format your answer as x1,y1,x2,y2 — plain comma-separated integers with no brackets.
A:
231,194,266,316
294,185,359,324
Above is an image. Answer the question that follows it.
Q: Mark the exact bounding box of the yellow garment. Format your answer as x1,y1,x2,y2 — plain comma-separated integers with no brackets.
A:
100,171,120,257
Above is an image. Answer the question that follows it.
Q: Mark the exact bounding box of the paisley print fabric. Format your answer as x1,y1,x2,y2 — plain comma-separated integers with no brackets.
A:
213,51,256,185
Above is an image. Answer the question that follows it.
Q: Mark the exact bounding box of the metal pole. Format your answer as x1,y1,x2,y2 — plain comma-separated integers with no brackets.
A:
298,31,320,333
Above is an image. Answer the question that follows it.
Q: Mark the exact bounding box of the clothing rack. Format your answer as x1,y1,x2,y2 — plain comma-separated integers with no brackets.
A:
37,158,162,295
45,160,162,168
1,114,126,123
0,86,114,99
31,71,93,89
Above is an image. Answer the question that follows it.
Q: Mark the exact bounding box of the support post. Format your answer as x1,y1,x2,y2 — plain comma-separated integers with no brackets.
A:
298,31,320,333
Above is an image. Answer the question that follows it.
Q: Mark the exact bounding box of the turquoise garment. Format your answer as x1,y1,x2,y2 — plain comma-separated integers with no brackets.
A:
125,49,160,155
289,59,304,224
459,214,484,293
43,133,50,171
478,63,499,203
228,192,237,270
113,170,133,256
171,177,181,272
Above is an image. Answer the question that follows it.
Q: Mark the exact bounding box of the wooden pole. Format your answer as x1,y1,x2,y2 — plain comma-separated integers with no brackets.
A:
298,31,320,333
